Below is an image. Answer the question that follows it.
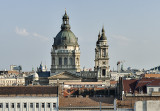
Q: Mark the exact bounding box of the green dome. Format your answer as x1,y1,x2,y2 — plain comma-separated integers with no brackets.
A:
53,11,78,46
53,11,79,46
54,30,78,46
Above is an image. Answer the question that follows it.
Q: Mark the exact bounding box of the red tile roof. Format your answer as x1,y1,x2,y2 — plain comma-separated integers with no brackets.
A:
0,86,58,95
144,74,160,78
123,78,160,93
123,79,137,93
147,79,160,86
59,97,114,107
110,81,117,85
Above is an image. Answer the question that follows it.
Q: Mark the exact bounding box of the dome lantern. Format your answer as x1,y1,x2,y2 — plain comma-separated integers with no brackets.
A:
61,9,70,30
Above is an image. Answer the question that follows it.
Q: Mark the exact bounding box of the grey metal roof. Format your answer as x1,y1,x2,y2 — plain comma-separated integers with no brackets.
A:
54,30,78,46
53,11,79,46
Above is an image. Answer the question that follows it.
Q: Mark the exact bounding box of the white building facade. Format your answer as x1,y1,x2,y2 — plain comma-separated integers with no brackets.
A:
147,86,160,94
0,86,58,111
0,77,25,86
0,97,58,111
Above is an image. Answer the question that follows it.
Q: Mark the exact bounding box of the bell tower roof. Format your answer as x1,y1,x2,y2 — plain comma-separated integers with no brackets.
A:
98,31,101,40
100,26,107,40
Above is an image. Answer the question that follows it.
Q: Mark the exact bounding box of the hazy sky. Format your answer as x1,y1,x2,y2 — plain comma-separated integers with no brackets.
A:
0,0,160,71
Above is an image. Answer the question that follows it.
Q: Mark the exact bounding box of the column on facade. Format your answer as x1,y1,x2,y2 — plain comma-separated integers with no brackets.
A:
62,57,64,66
34,102,36,111
67,56,69,68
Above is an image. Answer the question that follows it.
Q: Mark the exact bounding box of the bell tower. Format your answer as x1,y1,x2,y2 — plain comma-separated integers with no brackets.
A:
94,27,110,80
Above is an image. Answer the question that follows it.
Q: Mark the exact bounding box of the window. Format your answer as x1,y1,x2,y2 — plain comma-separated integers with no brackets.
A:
64,58,68,65
70,58,73,65
63,37,66,40
17,103,20,108
24,103,27,108
103,62,106,65
47,103,50,108
52,58,55,65
0,103,3,108
42,103,45,108
36,103,39,108
59,57,62,65
11,103,14,108
30,103,33,108
6,103,8,108
53,103,56,108
102,69,106,76
149,88,154,92
102,49,106,57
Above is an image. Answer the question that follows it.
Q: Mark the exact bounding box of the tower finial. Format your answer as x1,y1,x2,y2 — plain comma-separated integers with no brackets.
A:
102,25,105,32
65,8,67,14
98,31,101,39
99,31,100,36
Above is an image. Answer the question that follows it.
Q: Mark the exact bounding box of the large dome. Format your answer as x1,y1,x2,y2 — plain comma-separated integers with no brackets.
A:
54,30,78,46
32,72,39,81
53,11,79,46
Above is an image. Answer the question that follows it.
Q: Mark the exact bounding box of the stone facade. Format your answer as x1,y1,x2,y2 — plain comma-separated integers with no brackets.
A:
81,71,97,82
48,71,81,86
94,28,110,80
0,77,25,86
134,100,160,111
51,11,80,76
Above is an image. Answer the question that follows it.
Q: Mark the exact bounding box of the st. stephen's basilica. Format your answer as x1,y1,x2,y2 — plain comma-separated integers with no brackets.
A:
49,10,110,85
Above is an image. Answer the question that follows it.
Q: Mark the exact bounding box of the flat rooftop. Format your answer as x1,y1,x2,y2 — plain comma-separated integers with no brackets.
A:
64,82,106,85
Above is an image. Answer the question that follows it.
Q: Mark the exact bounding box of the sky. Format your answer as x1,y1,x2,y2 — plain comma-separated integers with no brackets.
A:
0,0,160,71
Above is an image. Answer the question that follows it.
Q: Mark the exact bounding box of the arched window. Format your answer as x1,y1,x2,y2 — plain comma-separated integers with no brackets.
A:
102,49,106,57
59,57,62,65
70,58,73,65
52,58,55,65
64,58,68,65
102,69,106,76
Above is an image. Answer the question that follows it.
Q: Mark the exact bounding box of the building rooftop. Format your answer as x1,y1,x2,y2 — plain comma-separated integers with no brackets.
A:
123,78,160,93
0,86,58,96
144,74,160,78
59,97,114,107
64,82,105,85
110,81,117,85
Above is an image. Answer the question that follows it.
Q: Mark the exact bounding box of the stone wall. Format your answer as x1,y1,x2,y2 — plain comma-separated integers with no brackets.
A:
134,100,160,111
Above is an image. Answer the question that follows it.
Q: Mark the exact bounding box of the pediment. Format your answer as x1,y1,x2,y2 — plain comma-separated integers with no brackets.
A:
48,72,80,80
